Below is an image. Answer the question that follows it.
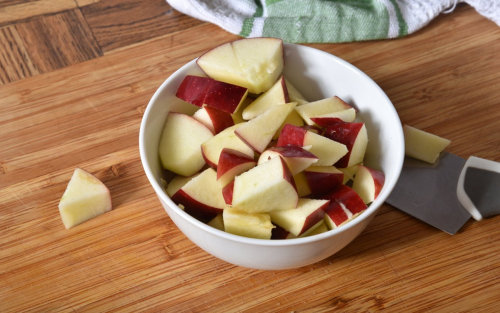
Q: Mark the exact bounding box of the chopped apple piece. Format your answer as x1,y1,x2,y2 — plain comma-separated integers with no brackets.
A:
58,168,112,229
277,124,348,166
217,148,256,187
242,76,289,120
193,106,235,134
165,173,200,197
293,172,312,198
321,185,367,217
271,224,297,239
258,145,318,175
222,180,234,205
304,220,328,237
403,125,451,164
235,102,297,154
171,168,226,220
232,97,253,124
295,96,354,125
159,112,213,176
310,108,356,124
304,166,344,197
324,201,351,229
231,37,284,94
273,109,304,140
324,122,368,168
232,156,298,213
352,165,385,204
201,123,254,169
175,75,213,107
208,214,225,231
284,78,308,106
223,208,274,239
269,198,329,237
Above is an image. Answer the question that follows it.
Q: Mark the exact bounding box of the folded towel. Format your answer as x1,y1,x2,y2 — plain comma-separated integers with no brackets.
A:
166,0,500,43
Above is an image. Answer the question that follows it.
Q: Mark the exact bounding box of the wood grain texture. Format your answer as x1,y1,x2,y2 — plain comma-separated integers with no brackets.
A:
0,25,39,84
14,9,102,74
81,0,206,52
1,3,500,313
0,0,77,26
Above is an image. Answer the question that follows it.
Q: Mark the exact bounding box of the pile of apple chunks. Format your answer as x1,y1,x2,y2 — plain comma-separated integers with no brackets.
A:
159,38,385,240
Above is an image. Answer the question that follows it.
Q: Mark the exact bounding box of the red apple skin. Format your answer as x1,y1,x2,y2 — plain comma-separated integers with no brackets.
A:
277,124,306,147
310,117,344,128
176,75,214,107
271,224,294,239
323,122,364,168
203,80,248,114
364,166,386,199
325,201,349,226
301,125,324,135
304,170,344,198
222,180,234,205
217,148,256,180
204,106,235,134
278,156,297,191
298,201,329,236
266,145,317,159
320,184,367,214
171,190,223,220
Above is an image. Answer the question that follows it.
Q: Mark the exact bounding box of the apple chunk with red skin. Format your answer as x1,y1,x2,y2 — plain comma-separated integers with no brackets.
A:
258,145,318,175
171,168,226,220
193,106,235,134
269,198,329,237
321,184,367,229
242,75,289,120
232,156,298,213
217,148,256,187
303,166,344,197
201,123,254,169
323,122,368,168
235,102,297,154
277,124,347,166
352,165,385,204
159,112,213,176
295,96,355,125
176,75,248,113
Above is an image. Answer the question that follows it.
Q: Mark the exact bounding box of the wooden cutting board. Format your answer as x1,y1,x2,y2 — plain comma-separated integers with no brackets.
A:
1,2,500,312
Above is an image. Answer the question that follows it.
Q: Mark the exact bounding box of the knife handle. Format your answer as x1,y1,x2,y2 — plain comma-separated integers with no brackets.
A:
457,156,500,221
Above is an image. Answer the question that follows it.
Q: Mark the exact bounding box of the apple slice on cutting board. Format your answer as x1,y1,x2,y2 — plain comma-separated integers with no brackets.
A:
59,168,112,229
403,124,451,164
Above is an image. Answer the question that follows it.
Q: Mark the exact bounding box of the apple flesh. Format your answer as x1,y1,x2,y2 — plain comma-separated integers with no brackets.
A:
303,166,344,197
235,102,297,154
284,77,308,106
58,168,112,229
201,123,254,169
293,172,312,198
403,124,451,164
165,173,200,197
232,156,298,213
304,220,328,237
258,145,318,175
324,122,368,168
324,201,351,229
277,124,348,166
269,198,329,237
273,109,304,140
217,148,256,187
171,168,226,220
295,96,354,125
207,214,224,231
352,165,385,204
242,76,289,120
159,112,214,176
193,106,235,134
223,208,274,239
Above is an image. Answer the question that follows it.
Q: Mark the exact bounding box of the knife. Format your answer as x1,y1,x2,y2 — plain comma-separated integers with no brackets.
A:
386,152,500,234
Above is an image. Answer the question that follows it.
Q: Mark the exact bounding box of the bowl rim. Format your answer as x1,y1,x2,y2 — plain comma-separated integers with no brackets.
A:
139,43,404,247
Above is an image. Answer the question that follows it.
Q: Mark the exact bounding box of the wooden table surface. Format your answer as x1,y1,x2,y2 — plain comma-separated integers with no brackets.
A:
1,1,500,312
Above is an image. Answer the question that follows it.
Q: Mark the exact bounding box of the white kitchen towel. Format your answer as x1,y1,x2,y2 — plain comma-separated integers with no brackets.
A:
166,0,500,43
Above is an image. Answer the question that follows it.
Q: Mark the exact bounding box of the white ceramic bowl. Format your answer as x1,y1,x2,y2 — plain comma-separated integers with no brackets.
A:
139,43,404,270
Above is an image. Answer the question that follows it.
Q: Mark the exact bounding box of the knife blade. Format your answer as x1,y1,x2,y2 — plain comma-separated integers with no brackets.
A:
386,152,500,234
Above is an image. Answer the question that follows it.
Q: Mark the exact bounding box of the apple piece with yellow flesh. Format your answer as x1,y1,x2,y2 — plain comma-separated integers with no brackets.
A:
321,185,367,217
304,220,328,237
295,96,354,125
171,168,226,220
403,125,451,164
217,148,256,187
304,166,344,197
269,198,329,237
277,124,348,166
235,102,297,154
193,106,235,134
58,168,112,229
165,173,200,197
271,224,297,240
293,172,312,197
284,77,308,106
232,156,298,213
222,180,234,205
310,108,356,124
258,145,318,175
324,122,368,168
223,208,274,239
338,164,360,184
207,214,224,231
273,109,304,140
159,112,213,176
201,123,254,169
242,76,289,120
231,37,284,94
352,165,385,204
324,201,351,230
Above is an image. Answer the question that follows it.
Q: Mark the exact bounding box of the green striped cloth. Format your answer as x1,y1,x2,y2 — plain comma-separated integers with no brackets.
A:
167,0,499,43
